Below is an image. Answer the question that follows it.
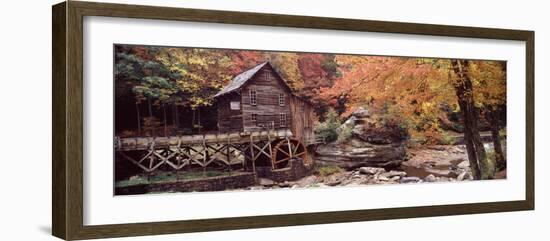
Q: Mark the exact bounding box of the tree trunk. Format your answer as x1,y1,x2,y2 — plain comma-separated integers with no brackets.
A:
450,60,493,180
172,103,180,129
163,103,167,136
171,104,176,127
175,104,180,128
197,107,201,134
147,97,155,136
192,109,196,133
147,97,153,117
135,102,141,134
488,106,506,170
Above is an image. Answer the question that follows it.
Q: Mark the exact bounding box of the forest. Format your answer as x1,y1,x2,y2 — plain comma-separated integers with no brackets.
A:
114,44,506,184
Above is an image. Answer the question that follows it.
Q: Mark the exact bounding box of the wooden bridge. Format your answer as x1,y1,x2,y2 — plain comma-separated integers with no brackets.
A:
115,128,319,174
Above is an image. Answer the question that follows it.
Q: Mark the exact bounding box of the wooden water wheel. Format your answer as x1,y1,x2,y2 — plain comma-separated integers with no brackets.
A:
271,137,307,169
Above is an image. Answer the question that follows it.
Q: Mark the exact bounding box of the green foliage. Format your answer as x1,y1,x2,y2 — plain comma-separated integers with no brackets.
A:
440,131,455,145
337,124,353,143
317,165,343,176
484,148,497,179
499,127,507,139
314,108,341,143
115,170,230,187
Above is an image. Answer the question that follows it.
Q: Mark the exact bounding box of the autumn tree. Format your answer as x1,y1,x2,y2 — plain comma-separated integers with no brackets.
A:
227,50,265,75
449,59,495,179
320,55,500,179
469,61,507,170
156,48,234,132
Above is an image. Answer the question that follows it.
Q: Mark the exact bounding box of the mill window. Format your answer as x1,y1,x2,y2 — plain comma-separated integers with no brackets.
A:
251,114,257,125
279,113,287,127
279,93,285,106
250,90,257,105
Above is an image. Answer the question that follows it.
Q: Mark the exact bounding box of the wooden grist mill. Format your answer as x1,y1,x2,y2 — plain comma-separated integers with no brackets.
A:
115,62,320,180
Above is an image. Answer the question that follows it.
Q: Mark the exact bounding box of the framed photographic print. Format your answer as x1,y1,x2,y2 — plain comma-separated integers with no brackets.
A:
52,1,534,240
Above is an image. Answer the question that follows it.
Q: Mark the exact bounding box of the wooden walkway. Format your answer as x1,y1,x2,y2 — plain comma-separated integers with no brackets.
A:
115,129,297,173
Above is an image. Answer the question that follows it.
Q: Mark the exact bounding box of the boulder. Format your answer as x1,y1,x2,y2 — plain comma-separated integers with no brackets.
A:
351,125,404,145
424,174,437,182
377,175,390,181
337,116,357,133
457,171,472,181
457,160,470,168
425,168,453,177
389,176,401,182
315,141,406,169
438,177,450,182
381,170,407,178
324,172,346,186
359,167,386,175
352,107,370,118
297,175,317,187
315,106,406,169
400,176,421,183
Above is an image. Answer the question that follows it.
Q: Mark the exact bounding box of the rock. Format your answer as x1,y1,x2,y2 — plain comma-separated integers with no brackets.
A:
424,174,437,182
381,170,407,178
457,160,470,168
324,173,345,186
389,176,401,182
314,105,407,169
400,176,421,183
425,168,453,177
438,177,450,182
351,173,362,179
377,175,390,181
427,145,446,151
337,116,357,133
345,116,357,125
315,142,406,169
457,171,466,181
352,107,370,118
297,176,317,187
457,171,472,181
351,125,366,137
258,178,275,187
359,167,386,175
129,175,140,181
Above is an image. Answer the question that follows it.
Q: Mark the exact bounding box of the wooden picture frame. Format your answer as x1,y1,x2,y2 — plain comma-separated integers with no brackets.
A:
52,1,534,240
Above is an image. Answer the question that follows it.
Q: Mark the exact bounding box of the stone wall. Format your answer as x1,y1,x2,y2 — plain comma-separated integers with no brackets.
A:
115,172,256,195
255,158,309,182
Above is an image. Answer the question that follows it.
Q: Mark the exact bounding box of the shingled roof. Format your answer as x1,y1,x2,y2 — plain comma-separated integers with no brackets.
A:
214,61,271,98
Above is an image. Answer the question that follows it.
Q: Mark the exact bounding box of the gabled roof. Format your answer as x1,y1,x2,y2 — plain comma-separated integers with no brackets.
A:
214,61,288,98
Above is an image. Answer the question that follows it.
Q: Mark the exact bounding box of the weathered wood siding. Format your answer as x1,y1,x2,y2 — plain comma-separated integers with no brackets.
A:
241,66,292,132
217,93,243,132
290,95,316,143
